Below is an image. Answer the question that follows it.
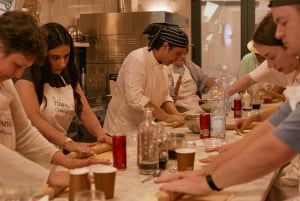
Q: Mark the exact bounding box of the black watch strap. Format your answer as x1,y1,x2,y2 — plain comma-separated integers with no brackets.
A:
206,174,222,191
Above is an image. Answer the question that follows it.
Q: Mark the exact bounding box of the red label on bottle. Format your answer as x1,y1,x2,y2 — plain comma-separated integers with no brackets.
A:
200,113,211,139
113,134,127,170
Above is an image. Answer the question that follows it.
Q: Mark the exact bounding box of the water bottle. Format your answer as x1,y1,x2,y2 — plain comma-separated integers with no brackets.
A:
208,79,226,139
219,64,231,114
137,107,159,175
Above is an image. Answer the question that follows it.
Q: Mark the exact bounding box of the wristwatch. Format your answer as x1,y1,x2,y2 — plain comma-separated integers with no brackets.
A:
62,137,73,149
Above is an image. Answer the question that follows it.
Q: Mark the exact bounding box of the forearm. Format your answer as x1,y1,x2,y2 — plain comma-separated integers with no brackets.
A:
145,101,168,121
76,85,105,138
205,77,216,88
250,106,280,123
50,150,72,167
201,121,274,174
161,101,180,115
212,131,296,189
80,108,106,138
228,74,256,96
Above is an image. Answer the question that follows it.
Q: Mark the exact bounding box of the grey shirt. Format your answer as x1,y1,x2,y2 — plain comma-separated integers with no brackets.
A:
269,101,300,152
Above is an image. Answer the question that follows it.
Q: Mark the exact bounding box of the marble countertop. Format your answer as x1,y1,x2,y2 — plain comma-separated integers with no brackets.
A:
55,128,278,201
112,129,277,201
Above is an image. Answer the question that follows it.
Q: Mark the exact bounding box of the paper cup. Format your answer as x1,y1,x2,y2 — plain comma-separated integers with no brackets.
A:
69,168,91,201
92,165,117,199
175,148,196,171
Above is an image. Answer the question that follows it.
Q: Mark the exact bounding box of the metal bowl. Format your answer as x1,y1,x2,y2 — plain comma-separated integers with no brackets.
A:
185,114,200,134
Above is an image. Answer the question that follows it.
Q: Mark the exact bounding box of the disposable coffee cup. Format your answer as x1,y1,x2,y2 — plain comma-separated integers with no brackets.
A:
92,165,117,199
69,168,91,201
175,148,196,171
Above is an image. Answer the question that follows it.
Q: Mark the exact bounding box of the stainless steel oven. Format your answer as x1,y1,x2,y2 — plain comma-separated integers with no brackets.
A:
79,11,189,105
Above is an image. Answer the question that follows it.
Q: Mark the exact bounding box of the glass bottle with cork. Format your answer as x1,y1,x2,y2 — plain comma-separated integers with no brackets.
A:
137,107,159,175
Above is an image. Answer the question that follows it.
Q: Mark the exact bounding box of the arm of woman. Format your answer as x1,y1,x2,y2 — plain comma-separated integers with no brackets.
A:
14,79,96,154
227,74,256,96
235,105,281,132
74,84,112,144
199,120,275,175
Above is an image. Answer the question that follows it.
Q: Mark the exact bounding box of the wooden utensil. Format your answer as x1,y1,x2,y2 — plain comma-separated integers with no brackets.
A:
172,74,183,102
155,190,229,201
67,143,112,159
44,185,68,199
172,66,185,102
260,88,286,101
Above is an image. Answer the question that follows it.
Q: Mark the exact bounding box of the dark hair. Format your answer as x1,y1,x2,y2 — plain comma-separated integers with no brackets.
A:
268,0,300,7
0,11,46,64
253,13,283,47
31,23,82,116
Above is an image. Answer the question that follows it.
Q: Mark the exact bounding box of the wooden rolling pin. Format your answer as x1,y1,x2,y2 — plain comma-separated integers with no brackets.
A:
172,74,183,102
156,191,183,201
67,143,112,159
44,185,68,199
260,88,286,101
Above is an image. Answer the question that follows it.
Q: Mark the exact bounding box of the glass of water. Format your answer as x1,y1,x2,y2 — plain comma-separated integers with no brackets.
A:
74,189,105,201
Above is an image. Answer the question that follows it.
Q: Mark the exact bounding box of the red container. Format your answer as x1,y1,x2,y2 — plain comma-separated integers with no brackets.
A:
200,113,211,139
112,134,127,170
234,98,242,118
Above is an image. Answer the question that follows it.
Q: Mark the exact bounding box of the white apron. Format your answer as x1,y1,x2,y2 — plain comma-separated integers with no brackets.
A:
172,65,201,111
0,84,16,149
40,77,75,135
284,74,300,111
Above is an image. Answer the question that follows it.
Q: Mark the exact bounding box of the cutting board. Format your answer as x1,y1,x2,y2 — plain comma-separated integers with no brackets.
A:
143,191,229,201
177,193,229,201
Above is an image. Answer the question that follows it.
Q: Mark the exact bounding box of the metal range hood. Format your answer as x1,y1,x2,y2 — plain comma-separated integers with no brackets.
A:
79,11,189,36
77,11,189,99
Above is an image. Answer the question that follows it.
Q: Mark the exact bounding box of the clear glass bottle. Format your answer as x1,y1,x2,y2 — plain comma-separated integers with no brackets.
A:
137,107,159,175
208,79,226,139
219,64,231,114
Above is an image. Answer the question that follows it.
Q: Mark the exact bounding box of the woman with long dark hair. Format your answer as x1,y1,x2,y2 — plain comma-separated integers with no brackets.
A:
14,23,111,156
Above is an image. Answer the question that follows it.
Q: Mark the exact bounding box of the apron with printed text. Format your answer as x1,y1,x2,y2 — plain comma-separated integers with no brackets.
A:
40,78,75,135
172,65,201,111
0,86,16,149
